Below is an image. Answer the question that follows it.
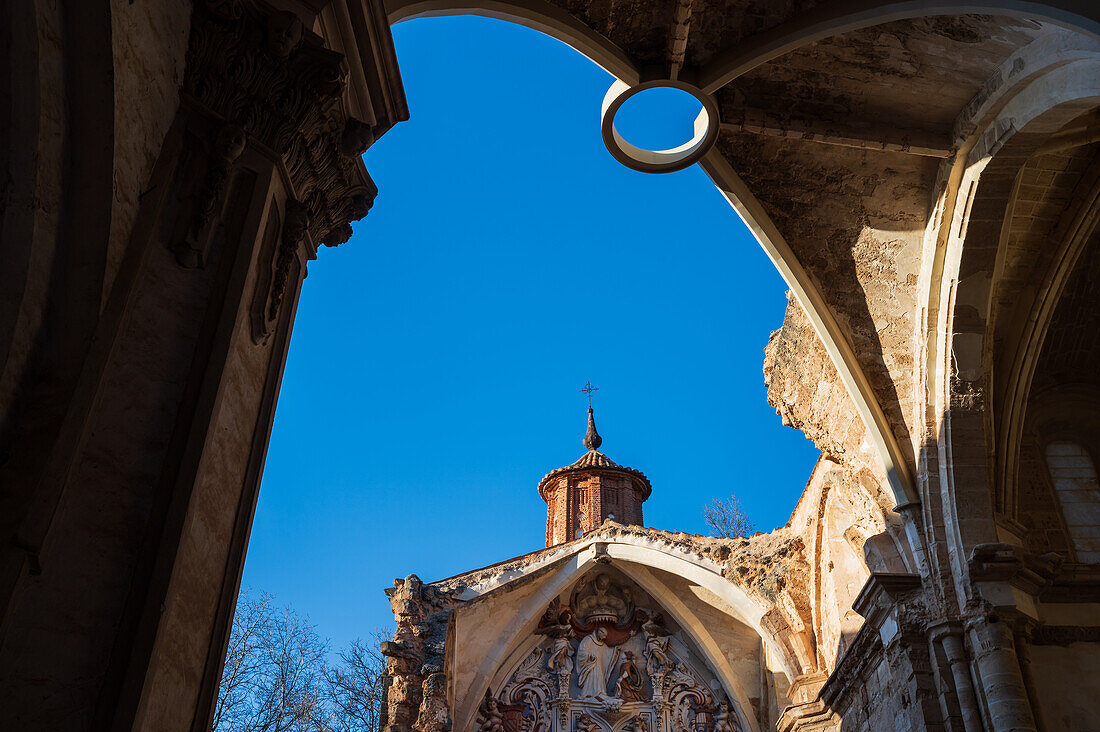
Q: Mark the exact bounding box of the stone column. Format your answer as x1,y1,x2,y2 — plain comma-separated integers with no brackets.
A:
967,616,1037,732
931,625,983,732
0,2,406,730
1013,624,1046,732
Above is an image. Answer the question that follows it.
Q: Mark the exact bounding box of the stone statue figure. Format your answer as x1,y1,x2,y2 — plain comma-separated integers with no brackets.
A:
541,618,574,676
475,692,505,732
575,714,598,732
548,633,574,675
643,631,671,677
714,702,737,732
614,651,645,702
576,627,620,701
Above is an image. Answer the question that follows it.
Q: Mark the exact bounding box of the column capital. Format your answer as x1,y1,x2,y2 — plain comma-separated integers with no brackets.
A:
183,0,398,251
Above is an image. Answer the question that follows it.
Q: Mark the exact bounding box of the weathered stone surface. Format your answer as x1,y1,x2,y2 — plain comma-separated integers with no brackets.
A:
5,1,1100,730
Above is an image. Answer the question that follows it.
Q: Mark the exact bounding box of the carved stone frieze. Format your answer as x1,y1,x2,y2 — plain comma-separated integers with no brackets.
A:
1028,625,1100,645
481,572,745,732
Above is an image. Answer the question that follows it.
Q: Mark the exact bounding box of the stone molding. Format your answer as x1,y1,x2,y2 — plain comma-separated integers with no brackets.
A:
1041,561,1100,603
967,542,1064,600
775,699,839,732
179,0,396,343
851,572,923,626
1029,624,1100,645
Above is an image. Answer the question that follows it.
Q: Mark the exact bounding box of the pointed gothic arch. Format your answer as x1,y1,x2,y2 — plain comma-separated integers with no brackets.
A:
439,532,805,732
928,45,1100,599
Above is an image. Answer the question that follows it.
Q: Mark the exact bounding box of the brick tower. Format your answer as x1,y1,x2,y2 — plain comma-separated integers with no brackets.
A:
538,408,651,547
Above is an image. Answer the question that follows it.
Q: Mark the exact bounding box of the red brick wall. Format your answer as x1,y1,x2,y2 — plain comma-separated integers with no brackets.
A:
544,473,646,547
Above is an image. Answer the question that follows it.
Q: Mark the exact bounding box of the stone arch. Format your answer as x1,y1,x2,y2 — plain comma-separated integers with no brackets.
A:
480,563,765,732
818,482,879,668
804,463,910,671
695,1,1100,92
384,3,1100,517
387,0,640,82
452,537,798,732
0,0,118,532
383,6,942,509
933,52,1100,598
993,172,1100,527
604,541,802,679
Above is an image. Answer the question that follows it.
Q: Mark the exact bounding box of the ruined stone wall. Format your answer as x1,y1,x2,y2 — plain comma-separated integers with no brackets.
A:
727,134,937,466
783,458,908,675
764,295,873,473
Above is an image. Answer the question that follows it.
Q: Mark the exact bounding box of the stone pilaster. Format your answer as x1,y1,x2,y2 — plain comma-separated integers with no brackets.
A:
0,1,406,729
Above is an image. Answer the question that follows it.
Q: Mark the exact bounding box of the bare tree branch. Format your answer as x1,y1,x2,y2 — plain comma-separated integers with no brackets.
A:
703,495,756,538
214,591,390,732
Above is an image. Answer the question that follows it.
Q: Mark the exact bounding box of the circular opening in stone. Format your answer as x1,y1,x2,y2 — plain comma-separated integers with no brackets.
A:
612,86,705,152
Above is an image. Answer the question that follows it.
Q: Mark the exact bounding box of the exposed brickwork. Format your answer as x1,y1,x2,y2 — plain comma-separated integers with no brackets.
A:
543,472,646,546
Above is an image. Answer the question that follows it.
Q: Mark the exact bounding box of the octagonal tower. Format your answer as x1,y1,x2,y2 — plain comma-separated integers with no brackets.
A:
538,408,651,547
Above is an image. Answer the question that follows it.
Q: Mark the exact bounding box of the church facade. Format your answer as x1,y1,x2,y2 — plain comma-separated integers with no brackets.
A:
382,411,798,732
381,408,1010,732
3,0,1100,730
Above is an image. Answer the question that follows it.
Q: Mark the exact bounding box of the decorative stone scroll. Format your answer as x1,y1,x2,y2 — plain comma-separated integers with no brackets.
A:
477,572,744,732
181,0,383,340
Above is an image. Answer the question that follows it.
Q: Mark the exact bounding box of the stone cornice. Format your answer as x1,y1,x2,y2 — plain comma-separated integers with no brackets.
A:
1041,561,1100,603
851,572,923,626
183,0,397,250
968,542,1064,599
1030,624,1100,645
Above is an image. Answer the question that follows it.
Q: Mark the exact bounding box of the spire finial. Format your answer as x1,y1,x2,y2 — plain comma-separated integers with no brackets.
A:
580,381,599,407
583,406,602,450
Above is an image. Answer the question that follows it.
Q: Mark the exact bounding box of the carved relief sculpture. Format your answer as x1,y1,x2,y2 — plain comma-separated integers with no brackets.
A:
481,572,742,732
577,627,621,706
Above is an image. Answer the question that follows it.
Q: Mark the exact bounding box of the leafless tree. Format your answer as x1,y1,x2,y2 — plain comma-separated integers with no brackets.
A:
703,495,756,538
213,589,390,732
323,632,391,732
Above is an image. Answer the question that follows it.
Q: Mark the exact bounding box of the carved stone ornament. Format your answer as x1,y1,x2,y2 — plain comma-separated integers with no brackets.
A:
165,119,249,269
182,0,378,272
949,376,985,412
482,571,744,732
382,575,458,732
249,198,310,344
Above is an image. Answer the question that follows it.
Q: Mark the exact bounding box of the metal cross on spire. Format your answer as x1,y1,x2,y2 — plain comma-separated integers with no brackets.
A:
580,381,599,407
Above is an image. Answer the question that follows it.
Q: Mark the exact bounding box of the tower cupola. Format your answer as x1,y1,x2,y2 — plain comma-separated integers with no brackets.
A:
538,407,651,547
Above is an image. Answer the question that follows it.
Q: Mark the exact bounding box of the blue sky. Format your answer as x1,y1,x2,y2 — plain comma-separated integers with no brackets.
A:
241,16,819,649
